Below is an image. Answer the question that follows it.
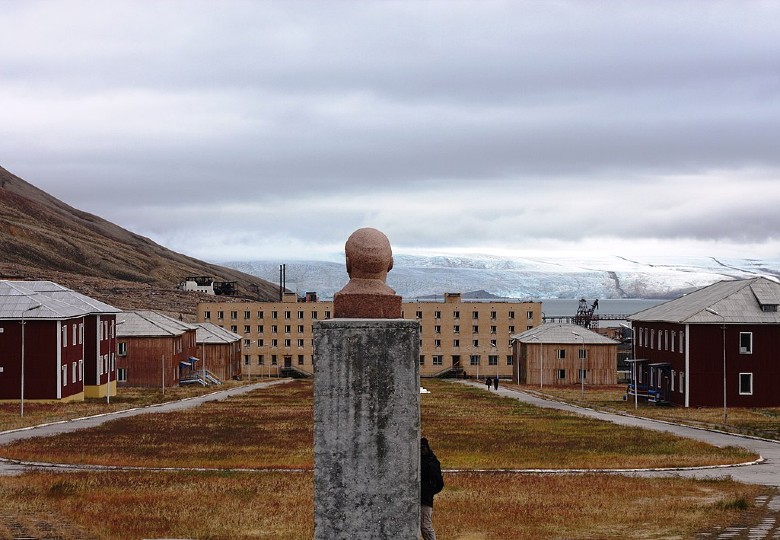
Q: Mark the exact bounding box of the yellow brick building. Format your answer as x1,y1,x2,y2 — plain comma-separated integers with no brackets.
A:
197,292,542,379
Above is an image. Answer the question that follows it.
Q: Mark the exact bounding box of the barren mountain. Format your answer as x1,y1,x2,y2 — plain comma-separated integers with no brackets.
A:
0,165,279,318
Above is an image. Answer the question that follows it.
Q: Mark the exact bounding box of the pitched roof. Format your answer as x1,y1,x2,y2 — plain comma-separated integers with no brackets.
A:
512,323,618,345
116,311,196,337
0,280,120,320
194,322,241,344
628,277,780,324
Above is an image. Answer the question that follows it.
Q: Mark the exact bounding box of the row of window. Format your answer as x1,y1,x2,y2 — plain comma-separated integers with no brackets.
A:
242,354,308,366
638,327,755,355
205,310,331,322
414,310,534,321
62,359,84,387
419,354,514,366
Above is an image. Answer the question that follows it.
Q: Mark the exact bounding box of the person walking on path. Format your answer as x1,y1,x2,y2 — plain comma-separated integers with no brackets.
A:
421,437,443,540
485,377,492,390
493,377,499,390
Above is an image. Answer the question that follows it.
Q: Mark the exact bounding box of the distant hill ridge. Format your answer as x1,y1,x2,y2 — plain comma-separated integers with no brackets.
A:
0,165,279,316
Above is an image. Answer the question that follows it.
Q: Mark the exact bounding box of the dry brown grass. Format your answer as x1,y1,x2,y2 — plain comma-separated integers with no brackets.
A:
516,383,780,440
0,379,755,469
0,470,765,539
0,379,254,432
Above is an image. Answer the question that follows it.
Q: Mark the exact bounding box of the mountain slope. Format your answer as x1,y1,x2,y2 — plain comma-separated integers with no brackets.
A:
0,165,279,315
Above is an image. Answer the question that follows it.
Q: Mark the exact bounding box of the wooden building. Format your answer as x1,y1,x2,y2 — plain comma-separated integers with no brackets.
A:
116,311,197,388
512,323,619,386
0,280,119,402
197,292,542,379
194,323,242,382
628,277,780,408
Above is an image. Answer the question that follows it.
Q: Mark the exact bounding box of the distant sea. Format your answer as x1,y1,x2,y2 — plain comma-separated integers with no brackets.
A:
538,298,664,318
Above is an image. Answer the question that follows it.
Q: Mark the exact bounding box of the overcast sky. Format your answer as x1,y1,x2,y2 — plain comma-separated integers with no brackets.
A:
2,1,779,263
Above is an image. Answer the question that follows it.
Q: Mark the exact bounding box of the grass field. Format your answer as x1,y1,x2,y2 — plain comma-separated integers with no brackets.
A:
516,383,780,440
0,379,769,539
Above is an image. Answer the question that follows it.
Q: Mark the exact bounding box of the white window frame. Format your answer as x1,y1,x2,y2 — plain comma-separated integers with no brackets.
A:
739,332,753,354
739,372,753,395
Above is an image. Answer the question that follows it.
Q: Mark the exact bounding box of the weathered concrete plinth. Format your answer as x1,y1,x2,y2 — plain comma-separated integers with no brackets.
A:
313,319,420,540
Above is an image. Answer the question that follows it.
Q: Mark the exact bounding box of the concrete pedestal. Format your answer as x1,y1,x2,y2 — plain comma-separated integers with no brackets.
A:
313,319,420,540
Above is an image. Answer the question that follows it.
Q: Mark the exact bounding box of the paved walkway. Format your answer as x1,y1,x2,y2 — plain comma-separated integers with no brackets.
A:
461,380,780,486
0,379,292,475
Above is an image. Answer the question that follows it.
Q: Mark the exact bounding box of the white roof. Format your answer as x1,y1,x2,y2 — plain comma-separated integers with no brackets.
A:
512,323,618,345
195,322,241,344
0,280,120,320
628,277,780,324
116,311,196,337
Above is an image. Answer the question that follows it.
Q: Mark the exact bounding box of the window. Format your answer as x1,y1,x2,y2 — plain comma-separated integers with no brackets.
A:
739,373,753,395
243,339,251,347
578,348,587,360
204,311,211,320
284,325,291,333
679,372,684,393
117,368,127,382
433,355,443,366
78,359,83,381
470,355,480,365
472,325,479,334
285,311,291,320
61,326,67,347
434,339,441,348
557,349,566,359
527,311,534,320
259,355,265,365
453,339,460,347
271,355,278,365
739,332,753,354
435,325,441,334
509,326,515,333
244,325,250,334
231,311,237,320
490,340,497,348
62,365,68,386
671,331,676,352
244,311,251,319
325,311,331,319
490,311,497,320
509,311,515,319
298,355,305,365
257,311,264,319
472,339,479,347
490,326,497,334
488,355,498,366
72,362,77,383
72,325,77,346
217,311,224,320
453,311,460,319
312,311,318,320
230,325,237,333
258,325,264,333
272,325,278,333
297,339,304,347
271,339,278,347
453,325,460,334
578,368,587,380
257,339,264,347
556,369,566,380
472,311,479,320
272,311,278,320
506,355,513,366
420,355,425,365
298,311,305,320
298,325,305,333
244,355,250,366
650,329,655,349
680,331,685,352
434,311,441,319
416,311,423,319
118,342,127,356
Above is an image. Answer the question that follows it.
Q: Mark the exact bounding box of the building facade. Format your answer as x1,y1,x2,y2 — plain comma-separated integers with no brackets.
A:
194,323,242,382
116,311,197,388
197,292,542,378
628,277,780,408
512,323,619,386
0,281,119,402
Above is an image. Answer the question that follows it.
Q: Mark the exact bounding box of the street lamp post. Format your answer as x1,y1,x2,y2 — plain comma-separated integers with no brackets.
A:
20,302,42,417
705,307,727,424
572,331,585,400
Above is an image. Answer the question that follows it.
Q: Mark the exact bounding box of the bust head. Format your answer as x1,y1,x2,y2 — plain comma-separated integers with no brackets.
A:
345,227,394,281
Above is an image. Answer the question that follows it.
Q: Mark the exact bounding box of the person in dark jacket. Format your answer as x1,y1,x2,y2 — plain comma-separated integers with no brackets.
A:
420,437,442,540
485,377,491,390
493,376,499,390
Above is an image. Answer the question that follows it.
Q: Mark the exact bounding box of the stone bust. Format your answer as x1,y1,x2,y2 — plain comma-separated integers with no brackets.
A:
333,227,402,318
